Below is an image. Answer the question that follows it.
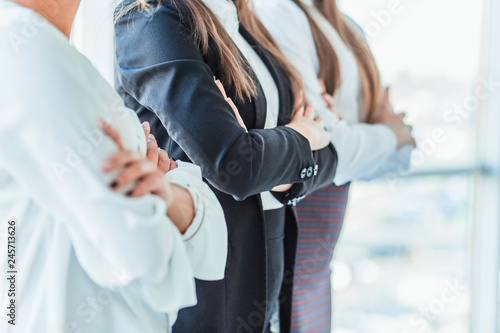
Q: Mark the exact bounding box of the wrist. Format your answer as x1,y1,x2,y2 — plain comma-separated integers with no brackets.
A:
167,184,195,234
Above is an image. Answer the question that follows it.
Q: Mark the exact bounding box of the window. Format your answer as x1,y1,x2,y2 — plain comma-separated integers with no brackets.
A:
333,0,499,332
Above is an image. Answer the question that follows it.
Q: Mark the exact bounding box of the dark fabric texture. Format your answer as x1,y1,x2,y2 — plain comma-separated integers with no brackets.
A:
114,1,338,332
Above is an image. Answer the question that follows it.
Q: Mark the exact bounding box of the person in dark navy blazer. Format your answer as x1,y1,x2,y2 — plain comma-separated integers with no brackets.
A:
114,0,339,332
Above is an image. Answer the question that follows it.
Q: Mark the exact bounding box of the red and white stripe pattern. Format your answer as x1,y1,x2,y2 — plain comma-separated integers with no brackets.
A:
291,183,350,333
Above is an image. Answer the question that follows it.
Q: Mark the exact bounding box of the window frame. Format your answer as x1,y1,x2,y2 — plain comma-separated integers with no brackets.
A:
470,0,500,331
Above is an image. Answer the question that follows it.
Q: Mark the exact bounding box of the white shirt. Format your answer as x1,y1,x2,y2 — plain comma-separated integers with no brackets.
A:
254,0,413,185
203,0,284,210
0,2,227,332
304,4,362,124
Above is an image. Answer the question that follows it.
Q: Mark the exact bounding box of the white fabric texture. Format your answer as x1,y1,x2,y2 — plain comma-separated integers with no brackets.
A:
254,0,413,185
0,2,227,332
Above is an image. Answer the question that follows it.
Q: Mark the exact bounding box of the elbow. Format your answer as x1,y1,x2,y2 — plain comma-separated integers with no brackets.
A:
210,173,256,201
205,164,257,201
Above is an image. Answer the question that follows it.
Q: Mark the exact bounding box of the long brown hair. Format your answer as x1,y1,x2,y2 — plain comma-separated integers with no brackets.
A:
292,0,381,122
115,0,303,105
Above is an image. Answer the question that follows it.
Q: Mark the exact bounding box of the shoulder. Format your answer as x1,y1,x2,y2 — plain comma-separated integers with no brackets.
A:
343,13,366,39
0,6,89,95
254,0,308,25
254,0,313,44
0,5,62,65
114,0,192,30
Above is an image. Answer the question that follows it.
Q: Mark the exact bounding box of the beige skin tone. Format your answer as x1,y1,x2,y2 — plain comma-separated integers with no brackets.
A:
9,0,195,234
371,88,416,148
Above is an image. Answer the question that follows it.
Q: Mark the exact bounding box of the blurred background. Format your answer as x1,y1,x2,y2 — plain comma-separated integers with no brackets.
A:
71,0,500,331
334,0,500,332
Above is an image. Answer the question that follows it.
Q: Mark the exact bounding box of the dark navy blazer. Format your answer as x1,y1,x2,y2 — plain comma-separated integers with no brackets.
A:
114,1,338,332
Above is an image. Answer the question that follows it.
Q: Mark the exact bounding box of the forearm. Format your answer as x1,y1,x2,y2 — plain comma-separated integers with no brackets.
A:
167,184,195,234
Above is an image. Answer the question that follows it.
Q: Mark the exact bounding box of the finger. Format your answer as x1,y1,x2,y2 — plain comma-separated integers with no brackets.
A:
303,105,315,120
322,97,332,112
99,119,124,150
169,159,179,171
102,150,143,173
112,160,157,191
382,87,390,102
292,105,305,120
128,173,164,198
146,134,159,164
215,79,228,99
294,90,305,111
142,121,151,139
381,89,391,113
318,78,327,93
398,112,407,120
322,93,337,114
322,92,335,106
157,149,171,174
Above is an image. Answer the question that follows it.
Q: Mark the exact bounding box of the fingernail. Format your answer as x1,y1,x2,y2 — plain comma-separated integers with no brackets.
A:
110,181,118,189
148,134,154,142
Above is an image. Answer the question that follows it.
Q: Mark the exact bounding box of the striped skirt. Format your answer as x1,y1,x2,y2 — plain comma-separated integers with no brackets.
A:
291,183,350,333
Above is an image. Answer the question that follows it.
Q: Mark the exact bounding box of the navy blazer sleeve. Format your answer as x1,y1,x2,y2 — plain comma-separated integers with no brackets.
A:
115,4,337,202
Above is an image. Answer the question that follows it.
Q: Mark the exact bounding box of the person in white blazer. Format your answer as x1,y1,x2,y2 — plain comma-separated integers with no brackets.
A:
0,1,227,332
253,0,416,332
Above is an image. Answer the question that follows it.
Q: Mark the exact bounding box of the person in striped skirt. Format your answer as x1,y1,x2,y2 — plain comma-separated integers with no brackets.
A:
255,0,416,331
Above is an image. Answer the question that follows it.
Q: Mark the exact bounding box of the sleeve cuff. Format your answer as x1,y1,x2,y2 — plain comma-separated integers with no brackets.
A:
165,161,228,281
164,161,205,241
373,123,398,152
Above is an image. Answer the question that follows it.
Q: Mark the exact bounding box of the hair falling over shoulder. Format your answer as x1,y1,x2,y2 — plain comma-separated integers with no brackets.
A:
115,0,304,109
292,0,381,122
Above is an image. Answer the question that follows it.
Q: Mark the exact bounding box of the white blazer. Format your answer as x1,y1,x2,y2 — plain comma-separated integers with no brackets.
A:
0,2,227,333
254,0,413,185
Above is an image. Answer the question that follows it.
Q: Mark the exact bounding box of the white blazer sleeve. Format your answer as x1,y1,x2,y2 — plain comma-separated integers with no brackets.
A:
255,1,399,185
0,29,197,314
166,161,228,281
